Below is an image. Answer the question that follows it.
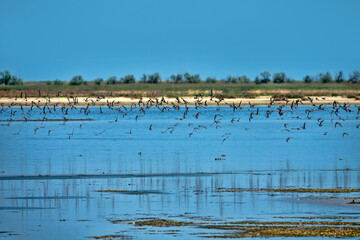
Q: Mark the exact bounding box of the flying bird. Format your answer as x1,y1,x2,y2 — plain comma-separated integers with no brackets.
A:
335,122,343,128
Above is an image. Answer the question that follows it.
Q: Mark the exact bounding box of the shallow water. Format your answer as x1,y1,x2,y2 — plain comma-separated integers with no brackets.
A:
0,104,359,239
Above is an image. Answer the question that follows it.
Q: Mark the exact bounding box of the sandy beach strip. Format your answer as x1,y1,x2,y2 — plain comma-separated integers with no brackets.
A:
0,96,359,106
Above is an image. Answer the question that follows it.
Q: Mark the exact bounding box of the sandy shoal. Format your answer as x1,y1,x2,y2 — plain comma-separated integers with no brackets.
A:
0,96,359,106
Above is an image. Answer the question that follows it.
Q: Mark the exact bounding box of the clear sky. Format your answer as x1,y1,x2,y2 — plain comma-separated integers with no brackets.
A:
1,0,359,81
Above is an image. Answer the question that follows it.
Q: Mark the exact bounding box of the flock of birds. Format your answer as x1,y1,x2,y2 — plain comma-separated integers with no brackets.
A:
1,92,360,143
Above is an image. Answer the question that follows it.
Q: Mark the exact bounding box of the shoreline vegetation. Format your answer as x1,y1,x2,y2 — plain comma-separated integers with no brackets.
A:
1,82,360,98
1,70,360,105
0,70,359,100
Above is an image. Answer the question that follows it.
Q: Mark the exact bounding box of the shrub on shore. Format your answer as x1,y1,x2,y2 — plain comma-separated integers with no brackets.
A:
0,70,23,85
69,75,85,85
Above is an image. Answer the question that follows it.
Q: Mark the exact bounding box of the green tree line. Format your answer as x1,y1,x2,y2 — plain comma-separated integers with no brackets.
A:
1,70,359,86
0,71,24,85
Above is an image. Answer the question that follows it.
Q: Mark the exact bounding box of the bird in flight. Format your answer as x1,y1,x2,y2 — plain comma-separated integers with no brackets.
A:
335,122,343,128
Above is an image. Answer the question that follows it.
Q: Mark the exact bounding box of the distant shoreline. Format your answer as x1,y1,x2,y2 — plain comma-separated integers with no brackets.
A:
1,82,359,100
1,96,359,106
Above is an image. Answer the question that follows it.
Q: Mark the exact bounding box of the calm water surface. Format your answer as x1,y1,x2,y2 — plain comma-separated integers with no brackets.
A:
0,105,359,239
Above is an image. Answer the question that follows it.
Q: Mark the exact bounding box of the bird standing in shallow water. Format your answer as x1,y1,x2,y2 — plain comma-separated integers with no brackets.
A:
96,130,105,136
13,129,21,135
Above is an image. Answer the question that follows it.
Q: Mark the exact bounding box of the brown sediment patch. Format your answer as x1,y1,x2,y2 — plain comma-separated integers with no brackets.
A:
275,216,360,220
226,221,360,226
218,188,360,193
132,218,195,227
201,225,360,238
187,216,220,221
309,197,360,200
95,190,130,193
110,217,159,224
86,235,132,239
94,190,166,195
111,218,360,237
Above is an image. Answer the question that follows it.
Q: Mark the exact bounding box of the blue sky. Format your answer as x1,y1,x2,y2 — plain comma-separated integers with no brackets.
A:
0,0,359,81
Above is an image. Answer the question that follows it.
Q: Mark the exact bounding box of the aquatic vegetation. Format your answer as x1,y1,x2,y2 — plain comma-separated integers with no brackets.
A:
202,225,360,238
94,190,166,195
218,188,360,193
131,218,195,227
274,216,360,220
114,218,360,238
86,235,132,239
